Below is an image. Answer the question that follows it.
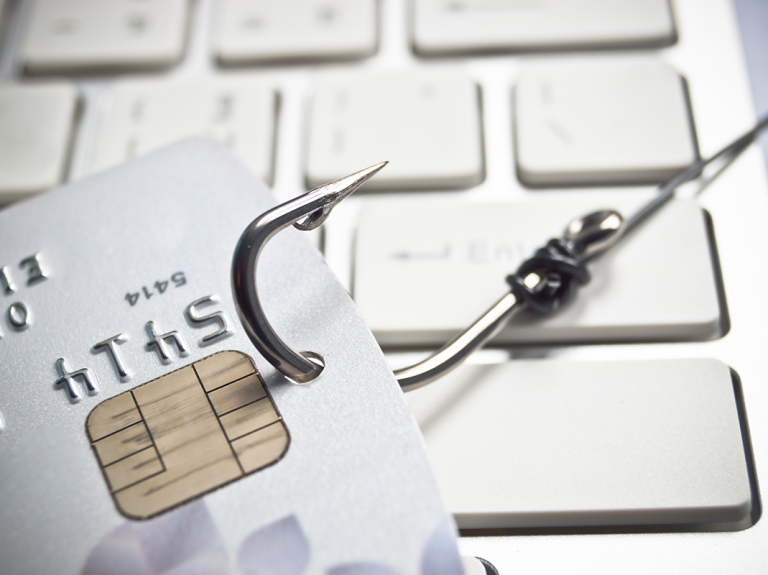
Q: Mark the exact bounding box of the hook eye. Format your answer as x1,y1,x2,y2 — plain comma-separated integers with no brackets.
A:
294,207,330,231
296,351,325,384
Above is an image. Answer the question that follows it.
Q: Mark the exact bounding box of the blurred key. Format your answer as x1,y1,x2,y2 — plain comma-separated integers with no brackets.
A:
406,359,752,529
21,0,189,73
0,0,7,55
90,77,277,184
353,197,721,345
413,0,675,55
214,0,377,64
306,70,483,190
515,59,697,186
0,82,79,205
462,557,495,575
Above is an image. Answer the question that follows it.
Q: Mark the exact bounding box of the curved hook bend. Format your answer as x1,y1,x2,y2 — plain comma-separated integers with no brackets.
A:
232,162,387,383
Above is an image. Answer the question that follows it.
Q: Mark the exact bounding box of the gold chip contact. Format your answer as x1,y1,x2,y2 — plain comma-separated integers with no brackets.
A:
86,351,290,520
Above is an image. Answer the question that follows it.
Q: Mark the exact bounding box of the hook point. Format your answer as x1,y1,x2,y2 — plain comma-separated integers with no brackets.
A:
294,161,388,230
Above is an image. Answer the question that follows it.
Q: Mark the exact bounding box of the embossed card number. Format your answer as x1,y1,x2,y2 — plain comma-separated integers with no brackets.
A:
0,253,47,338
125,271,186,306
55,294,235,402
86,351,290,520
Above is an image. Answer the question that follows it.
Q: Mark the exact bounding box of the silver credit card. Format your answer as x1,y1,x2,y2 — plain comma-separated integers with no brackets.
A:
0,140,462,575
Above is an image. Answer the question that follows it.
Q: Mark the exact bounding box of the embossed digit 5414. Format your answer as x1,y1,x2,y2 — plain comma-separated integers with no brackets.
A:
125,271,187,306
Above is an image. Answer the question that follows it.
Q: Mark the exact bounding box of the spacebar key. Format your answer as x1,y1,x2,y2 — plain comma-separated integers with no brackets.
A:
405,358,753,529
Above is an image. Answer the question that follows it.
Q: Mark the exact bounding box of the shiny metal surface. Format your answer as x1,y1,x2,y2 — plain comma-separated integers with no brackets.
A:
231,162,386,384
563,209,624,261
1,265,16,294
185,294,234,344
7,301,30,329
144,319,190,363
623,114,768,235
92,333,131,380
54,357,100,402
396,292,520,391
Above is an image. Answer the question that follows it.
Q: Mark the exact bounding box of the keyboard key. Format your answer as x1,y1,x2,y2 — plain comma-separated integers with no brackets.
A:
214,0,377,64
515,59,697,186
0,0,8,58
0,82,78,204
406,358,752,529
21,0,189,73
413,0,675,55
89,77,277,184
306,70,483,190
353,197,720,345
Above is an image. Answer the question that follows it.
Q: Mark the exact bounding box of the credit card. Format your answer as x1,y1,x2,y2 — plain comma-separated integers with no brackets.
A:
0,139,463,575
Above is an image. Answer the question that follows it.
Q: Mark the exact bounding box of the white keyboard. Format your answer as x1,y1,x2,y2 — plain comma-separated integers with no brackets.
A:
1,0,767,573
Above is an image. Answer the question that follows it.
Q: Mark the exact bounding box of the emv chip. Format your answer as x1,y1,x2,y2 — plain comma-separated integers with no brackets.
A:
86,351,290,520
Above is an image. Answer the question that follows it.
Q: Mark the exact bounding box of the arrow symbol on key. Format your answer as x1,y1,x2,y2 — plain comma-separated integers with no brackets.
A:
392,245,451,260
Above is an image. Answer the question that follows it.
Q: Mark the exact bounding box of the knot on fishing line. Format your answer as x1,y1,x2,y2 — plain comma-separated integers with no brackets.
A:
506,239,590,315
